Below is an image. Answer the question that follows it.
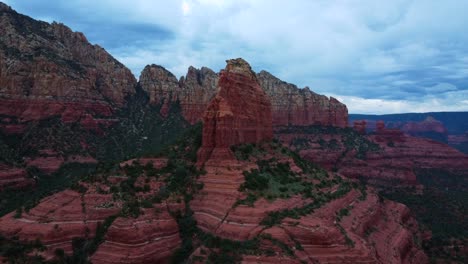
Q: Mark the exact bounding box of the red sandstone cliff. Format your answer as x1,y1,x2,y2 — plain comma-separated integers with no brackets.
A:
0,3,136,129
138,65,348,128
257,70,348,128
196,58,273,165
0,56,428,263
188,59,426,263
279,124,468,185
139,64,219,121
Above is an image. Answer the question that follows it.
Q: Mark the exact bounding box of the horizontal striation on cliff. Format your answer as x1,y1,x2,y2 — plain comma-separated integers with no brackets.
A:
138,64,348,128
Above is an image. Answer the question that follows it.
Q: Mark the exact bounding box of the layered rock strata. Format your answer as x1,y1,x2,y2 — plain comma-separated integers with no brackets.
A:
257,70,348,127
138,65,348,128
90,205,181,264
0,163,32,190
279,127,468,185
196,58,273,165
0,3,136,127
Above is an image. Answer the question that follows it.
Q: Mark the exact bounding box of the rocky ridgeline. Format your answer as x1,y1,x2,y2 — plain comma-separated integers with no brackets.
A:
0,3,136,133
189,59,426,263
138,64,348,128
0,59,428,263
279,121,468,185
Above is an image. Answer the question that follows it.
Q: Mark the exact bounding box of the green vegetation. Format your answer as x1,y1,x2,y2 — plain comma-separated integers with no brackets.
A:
337,224,355,247
238,160,306,203
281,125,380,160
381,169,467,263
261,181,353,227
232,142,363,228
0,163,97,217
171,208,297,264
231,143,266,161
0,235,46,263
0,87,190,171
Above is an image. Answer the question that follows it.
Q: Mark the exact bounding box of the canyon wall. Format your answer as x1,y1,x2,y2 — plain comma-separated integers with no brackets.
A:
0,3,136,130
139,65,348,128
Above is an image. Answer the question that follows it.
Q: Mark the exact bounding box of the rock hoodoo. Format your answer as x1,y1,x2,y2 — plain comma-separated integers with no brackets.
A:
196,58,273,165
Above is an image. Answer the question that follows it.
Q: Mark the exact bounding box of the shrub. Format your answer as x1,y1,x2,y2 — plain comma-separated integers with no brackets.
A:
240,170,269,191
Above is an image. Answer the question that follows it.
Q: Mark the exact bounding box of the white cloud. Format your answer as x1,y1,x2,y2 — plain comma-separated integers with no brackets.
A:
5,0,468,113
331,90,468,114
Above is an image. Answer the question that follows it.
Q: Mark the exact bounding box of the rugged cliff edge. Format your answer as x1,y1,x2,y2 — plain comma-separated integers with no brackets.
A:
196,58,273,165
138,64,348,128
0,3,136,129
0,58,428,263
257,70,348,127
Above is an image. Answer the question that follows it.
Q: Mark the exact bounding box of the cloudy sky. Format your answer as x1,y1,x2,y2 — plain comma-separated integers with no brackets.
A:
4,0,468,114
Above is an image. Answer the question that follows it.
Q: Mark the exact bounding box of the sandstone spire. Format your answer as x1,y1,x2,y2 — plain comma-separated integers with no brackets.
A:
197,58,273,165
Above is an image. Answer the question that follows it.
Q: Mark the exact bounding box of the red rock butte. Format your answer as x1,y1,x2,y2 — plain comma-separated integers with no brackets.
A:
197,58,273,165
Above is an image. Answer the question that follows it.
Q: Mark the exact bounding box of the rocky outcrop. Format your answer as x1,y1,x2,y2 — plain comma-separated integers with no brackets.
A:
138,65,348,128
23,149,97,174
401,116,448,143
189,59,425,262
139,65,218,122
0,3,136,126
0,163,32,190
0,168,182,262
190,144,427,263
90,205,181,264
278,127,468,185
282,190,427,264
178,66,219,123
353,120,367,134
0,189,119,260
196,58,273,165
257,70,348,128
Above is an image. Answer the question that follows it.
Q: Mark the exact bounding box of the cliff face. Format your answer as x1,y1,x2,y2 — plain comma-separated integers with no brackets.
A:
196,58,273,165
278,125,468,186
139,65,218,121
257,70,348,127
138,65,348,128
188,59,426,263
0,3,136,125
0,54,428,263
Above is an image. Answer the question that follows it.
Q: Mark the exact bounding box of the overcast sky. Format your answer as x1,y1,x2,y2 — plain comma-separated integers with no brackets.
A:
4,0,468,114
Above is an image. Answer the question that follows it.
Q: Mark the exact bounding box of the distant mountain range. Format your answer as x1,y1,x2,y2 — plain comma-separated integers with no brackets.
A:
350,112,468,153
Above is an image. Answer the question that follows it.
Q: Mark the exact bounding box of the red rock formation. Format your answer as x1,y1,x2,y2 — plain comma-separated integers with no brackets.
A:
0,4,136,126
24,149,97,174
196,58,273,165
90,204,181,264
0,168,182,262
374,121,406,143
179,66,220,124
138,66,348,128
376,120,385,133
0,163,33,190
0,190,119,260
257,70,348,128
401,116,448,135
119,158,168,169
189,60,426,261
279,130,468,185
139,65,219,123
353,120,367,134
281,190,427,263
